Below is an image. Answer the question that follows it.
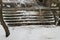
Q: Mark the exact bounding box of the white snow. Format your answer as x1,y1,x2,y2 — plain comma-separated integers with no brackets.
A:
18,0,35,4
0,25,60,40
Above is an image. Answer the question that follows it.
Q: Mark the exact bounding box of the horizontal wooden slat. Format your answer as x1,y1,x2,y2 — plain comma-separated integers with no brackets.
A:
8,21,55,24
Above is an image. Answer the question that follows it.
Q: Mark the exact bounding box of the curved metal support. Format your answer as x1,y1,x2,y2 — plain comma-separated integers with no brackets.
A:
0,0,10,37
51,9,58,25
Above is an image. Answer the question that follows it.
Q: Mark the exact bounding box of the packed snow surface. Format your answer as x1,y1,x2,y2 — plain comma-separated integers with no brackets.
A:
0,25,60,40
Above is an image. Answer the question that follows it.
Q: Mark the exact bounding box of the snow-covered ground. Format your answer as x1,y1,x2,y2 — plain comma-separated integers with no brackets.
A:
0,25,60,40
